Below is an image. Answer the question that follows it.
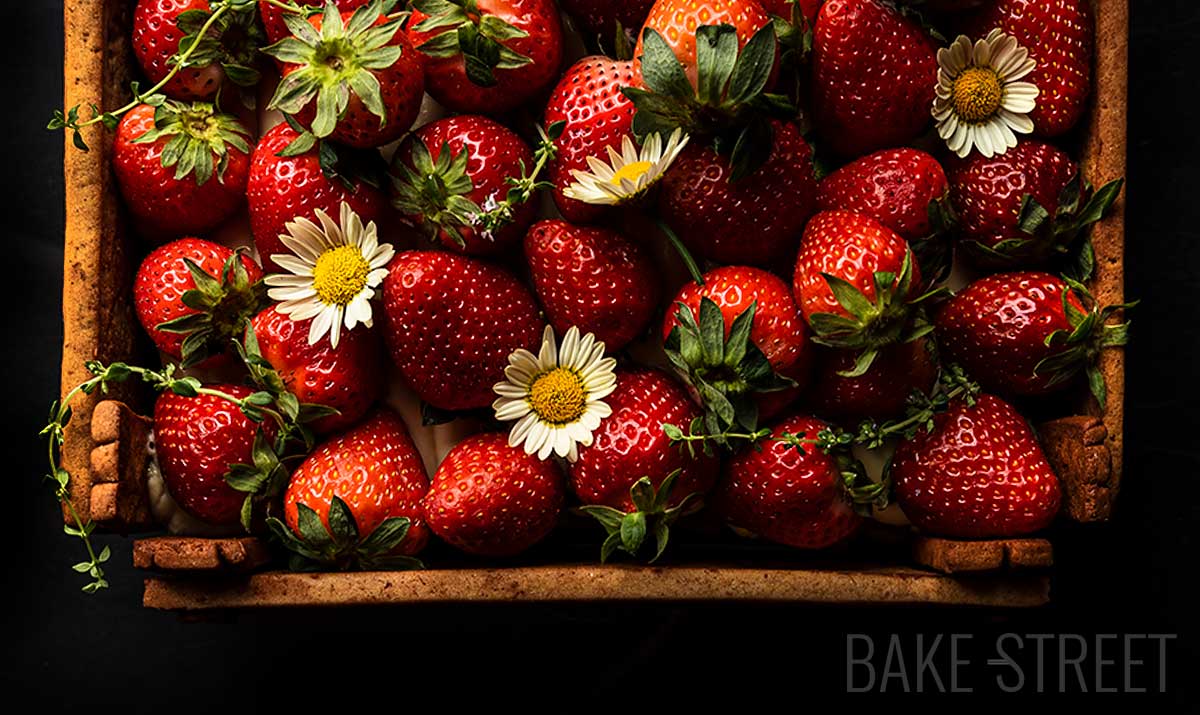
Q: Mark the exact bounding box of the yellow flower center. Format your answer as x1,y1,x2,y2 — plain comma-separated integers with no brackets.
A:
952,67,1004,123
528,368,587,425
610,160,654,187
312,245,370,306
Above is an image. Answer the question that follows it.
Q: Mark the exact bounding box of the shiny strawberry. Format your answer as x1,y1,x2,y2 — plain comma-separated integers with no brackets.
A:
271,409,430,569
133,0,262,101
258,0,372,44
570,368,719,512
560,0,655,40
423,433,566,557
635,0,773,85
265,3,424,149
134,238,265,367
390,115,537,256
716,414,879,549
247,122,388,273
935,272,1132,407
380,251,545,412
810,0,938,157
408,0,563,115
250,307,384,434
966,0,1093,137
891,393,1062,538
525,220,658,352
663,266,813,425
949,140,1123,268
113,102,251,240
805,338,937,425
659,120,818,267
544,56,640,223
154,385,276,526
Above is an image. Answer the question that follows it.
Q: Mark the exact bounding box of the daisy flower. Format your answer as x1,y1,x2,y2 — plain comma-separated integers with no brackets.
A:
264,203,394,349
563,129,689,206
932,29,1040,159
492,326,618,463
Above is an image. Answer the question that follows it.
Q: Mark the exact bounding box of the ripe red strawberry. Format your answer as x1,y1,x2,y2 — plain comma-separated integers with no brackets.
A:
560,0,656,39
408,0,564,115
805,338,937,425
793,210,925,371
266,4,424,148
380,251,545,412
113,102,251,239
967,0,1093,137
935,272,1131,406
659,120,818,267
663,266,813,422
810,0,938,157
635,0,773,85
275,409,430,568
251,307,384,435
258,0,372,44
544,56,640,223
134,238,264,367
247,122,389,273
525,220,658,352
390,115,537,256
817,149,951,245
891,393,1062,538
423,433,566,557
570,368,719,511
154,385,276,526
133,0,261,101
715,414,874,549
949,140,1123,268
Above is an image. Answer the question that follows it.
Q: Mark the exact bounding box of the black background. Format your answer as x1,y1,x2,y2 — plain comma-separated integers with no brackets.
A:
4,1,1198,710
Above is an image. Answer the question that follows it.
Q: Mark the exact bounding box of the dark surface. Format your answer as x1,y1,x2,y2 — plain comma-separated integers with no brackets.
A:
4,0,1198,710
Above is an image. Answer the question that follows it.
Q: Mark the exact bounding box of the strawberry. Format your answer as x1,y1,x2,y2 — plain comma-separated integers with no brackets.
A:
380,250,545,412
816,148,954,280
408,0,564,115
760,0,822,25
793,210,929,376
524,220,659,352
810,0,938,158
270,409,430,569
570,368,719,511
635,0,773,85
663,266,813,428
247,122,389,273
250,307,385,434
134,238,265,367
154,384,276,526
113,101,251,239
258,0,372,44
390,115,538,255
132,0,262,101
891,393,1062,538
560,0,656,41
544,56,640,223
715,414,880,549
935,272,1132,407
423,433,566,556
805,338,937,425
966,0,1093,137
265,2,425,149
949,140,1124,269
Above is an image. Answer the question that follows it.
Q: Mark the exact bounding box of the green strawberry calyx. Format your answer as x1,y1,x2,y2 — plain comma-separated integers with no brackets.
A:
663,298,797,450
625,23,794,180
154,249,267,368
131,99,252,187
267,497,424,571
576,471,703,564
1033,276,1137,410
264,0,407,140
175,0,265,93
411,0,533,87
807,249,943,378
